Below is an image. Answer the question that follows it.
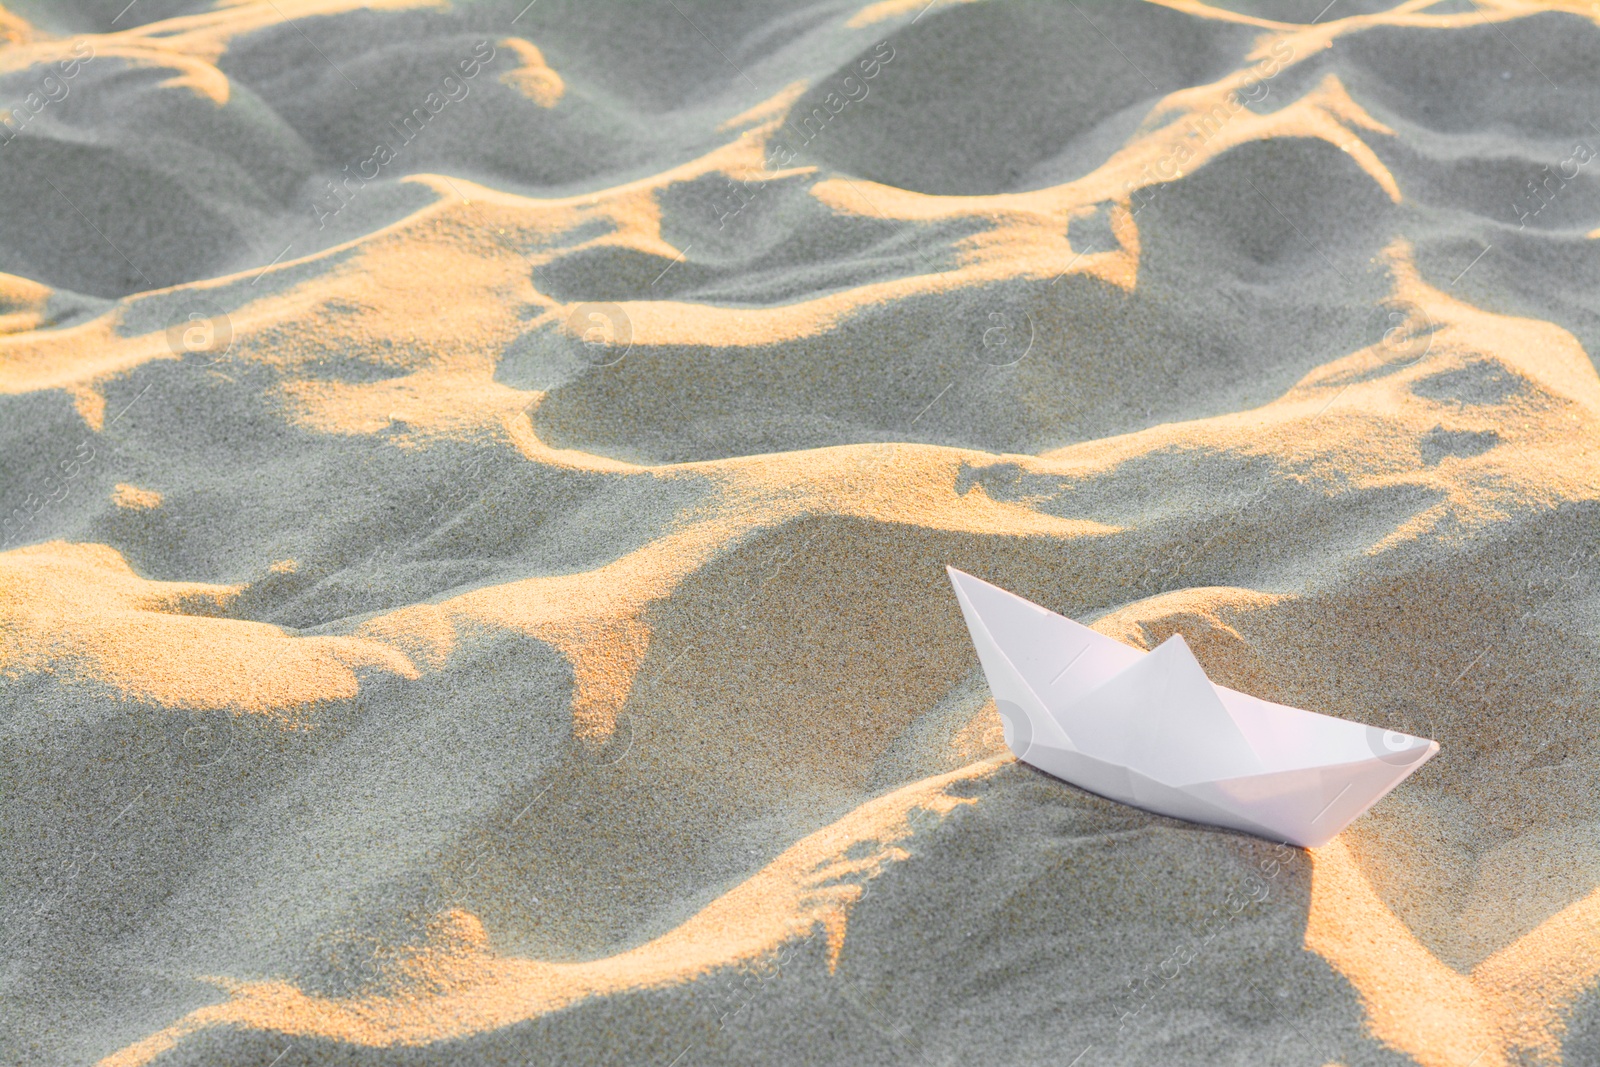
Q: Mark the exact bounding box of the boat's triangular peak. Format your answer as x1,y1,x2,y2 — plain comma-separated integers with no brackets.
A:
1060,632,1264,786
946,567,1438,848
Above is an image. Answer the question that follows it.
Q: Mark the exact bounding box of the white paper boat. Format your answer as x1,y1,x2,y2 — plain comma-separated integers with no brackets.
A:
947,567,1438,848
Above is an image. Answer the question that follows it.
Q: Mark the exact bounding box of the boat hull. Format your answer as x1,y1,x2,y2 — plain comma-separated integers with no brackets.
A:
951,568,1437,848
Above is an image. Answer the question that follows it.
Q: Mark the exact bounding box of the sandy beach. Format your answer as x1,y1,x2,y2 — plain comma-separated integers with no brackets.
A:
3,1,1600,1064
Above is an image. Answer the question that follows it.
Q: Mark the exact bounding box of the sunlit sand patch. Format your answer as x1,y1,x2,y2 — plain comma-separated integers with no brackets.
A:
0,28,224,104
1028,241,1600,553
111,483,161,509
0,188,544,434
496,37,564,108
697,442,1123,537
0,4,1435,446
948,699,1005,763
0,310,177,430
1153,0,1596,33
717,80,810,133
0,2,465,145
1308,839,1600,1067
1474,885,1600,1065
187,189,545,442
0,6,31,45
0,541,416,715
803,56,1400,224
95,760,999,1067
0,270,50,333
1307,839,1504,1067
752,56,1403,308
89,0,451,67
846,0,997,29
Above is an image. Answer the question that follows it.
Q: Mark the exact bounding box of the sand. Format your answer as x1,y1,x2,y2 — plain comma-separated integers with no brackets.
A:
2,0,1599,1064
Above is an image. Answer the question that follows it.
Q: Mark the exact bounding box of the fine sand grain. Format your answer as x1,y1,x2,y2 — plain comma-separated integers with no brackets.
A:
3,1,1600,1065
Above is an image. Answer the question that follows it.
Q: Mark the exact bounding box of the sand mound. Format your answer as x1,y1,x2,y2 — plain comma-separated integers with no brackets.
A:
3,2,1600,1065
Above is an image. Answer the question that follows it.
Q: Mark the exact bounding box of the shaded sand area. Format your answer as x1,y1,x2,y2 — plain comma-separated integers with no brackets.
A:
3,1,1600,1064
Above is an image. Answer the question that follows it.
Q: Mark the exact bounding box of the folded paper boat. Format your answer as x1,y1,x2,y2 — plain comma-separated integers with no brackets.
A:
948,568,1438,848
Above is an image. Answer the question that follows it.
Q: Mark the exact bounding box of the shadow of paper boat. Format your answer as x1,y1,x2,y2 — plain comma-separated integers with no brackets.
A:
948,568,1438,848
